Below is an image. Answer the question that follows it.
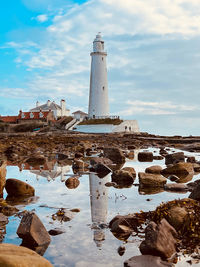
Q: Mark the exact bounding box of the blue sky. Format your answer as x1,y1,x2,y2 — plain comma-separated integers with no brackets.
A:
1,0,200,135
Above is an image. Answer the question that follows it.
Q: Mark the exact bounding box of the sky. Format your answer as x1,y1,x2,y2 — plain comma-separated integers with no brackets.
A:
0,0,200,136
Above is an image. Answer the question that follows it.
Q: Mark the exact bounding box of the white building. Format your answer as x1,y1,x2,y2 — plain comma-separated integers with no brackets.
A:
88,33,109,118
30,99,70,119
72,110,88,120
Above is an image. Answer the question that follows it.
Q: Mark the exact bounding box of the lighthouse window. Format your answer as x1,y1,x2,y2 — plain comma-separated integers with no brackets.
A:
103,86,105,90
102,57,104,61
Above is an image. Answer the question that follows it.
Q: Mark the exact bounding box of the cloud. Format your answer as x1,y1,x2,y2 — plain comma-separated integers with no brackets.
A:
119,100,200,116
35,14,48,23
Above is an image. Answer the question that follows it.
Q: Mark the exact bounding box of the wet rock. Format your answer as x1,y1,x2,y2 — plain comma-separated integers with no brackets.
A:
140,219,177,259
72,159,86,172
48,228,65,236
5,179,35,197
65,177,80,189
161,162,194,177
167,175,179,182
153,155,164,160
52,208,74,222
74,152,83,159
138,152,153,162
159,148,168,156
145,165,162,174
187,156,196,163
139,186,164,195
105,182,117,187
187,179,200,191
109,215,140,240
111,170,134,188
164,183,188,192
124,255,173,267
0,243,53,267
138,172,167,187
167,206,188,231
57,153,68,160
91,163,112,178
118,246,125,256
25,155,46,166
104,147,125,164
122,167,136,178
90,157,113,166
189,183,200,200
6,195,39,206
193,163,200,172
70,208,80,213
127,151,134,159
165,152,185,165
0,161,6,198
17,212,51,247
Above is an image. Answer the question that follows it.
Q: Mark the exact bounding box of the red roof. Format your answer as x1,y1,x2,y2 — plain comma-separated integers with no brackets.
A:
0,116,19,123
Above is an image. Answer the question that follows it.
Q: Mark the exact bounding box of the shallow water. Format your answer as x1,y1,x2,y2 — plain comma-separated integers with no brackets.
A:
3,147,200,267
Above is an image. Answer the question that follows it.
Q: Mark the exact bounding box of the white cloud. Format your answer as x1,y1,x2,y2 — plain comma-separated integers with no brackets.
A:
36,14,48,23
119,100,200,116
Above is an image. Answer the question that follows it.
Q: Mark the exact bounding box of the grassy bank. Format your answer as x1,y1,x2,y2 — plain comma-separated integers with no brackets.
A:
79,118,123,125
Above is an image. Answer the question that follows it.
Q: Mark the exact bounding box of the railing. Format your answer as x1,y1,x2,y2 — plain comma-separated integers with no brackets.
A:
86,115,120,120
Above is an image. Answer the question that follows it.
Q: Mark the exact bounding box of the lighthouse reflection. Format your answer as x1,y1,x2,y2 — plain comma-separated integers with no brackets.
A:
89,172,109,248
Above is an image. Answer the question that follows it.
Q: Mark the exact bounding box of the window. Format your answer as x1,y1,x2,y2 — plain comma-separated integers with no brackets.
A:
103,86,105,90
102,57,104,61
30,112,34,118
21,113,25,118
39,112,44,118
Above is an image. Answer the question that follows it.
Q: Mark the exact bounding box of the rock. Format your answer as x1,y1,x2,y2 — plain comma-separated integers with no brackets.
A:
124,255,173,267
91,163,112,178
153,155,164,160
127,151,134,159
164,183,188,192
138,152,153,162
118,246,125,256
159,148,168,156
138,172,167,187
111,170,134,188
189,183,200,200
139,186,164,195
25,155,46,166
0,161,6,198
65,177,80,189
161,162,194,177
0,243,53,267
122,167,136,178
139,219,177,259
187,179,200,191
57,153,68,160
167,206,188,231
5,179,35,197
105,182,118,187
104,147,125,164
48,228,65,236
72,159,87,172
90,157,113,166
109,215,140,240
145,165,162,174
70,208,80,213
52,208,74,222
74,152,83,159
193,163,200,172
187,156,196,163
0,213,8,242
17,212,51,247
165,152,185,165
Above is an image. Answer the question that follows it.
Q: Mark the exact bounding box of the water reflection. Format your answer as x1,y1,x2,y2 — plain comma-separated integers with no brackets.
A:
89,172,109,248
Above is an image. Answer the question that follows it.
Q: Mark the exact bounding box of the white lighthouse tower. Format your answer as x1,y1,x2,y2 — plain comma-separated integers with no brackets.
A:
88,33,109,118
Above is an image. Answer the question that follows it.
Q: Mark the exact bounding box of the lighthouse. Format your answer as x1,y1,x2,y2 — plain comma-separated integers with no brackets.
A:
88,33,109,118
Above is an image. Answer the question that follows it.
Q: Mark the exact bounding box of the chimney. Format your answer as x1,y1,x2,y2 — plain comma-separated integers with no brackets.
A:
47,100,51,107
60,99,66,117
36,101,40,107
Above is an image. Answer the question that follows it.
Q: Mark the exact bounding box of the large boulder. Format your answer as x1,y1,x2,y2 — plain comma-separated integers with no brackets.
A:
124,255,173,267
138,172,167,187
161,162,194,177
145,165,162,174
122,167,136,178
25,155,46,167
5,179,35,197
90,157,113,166
165,152,185,165
0,161,6,197
103,147,125,164
0,243,53,267
140,219,177,259
111,170,135,188
90,163,112,178
17,212,51,247
167,206,188,231
138,152,153,162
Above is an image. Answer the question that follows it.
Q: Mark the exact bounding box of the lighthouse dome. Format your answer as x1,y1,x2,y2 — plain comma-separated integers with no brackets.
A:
93,32,104,52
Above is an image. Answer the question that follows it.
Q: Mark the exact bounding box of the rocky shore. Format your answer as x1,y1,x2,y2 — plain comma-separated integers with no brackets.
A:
0,131,200,266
